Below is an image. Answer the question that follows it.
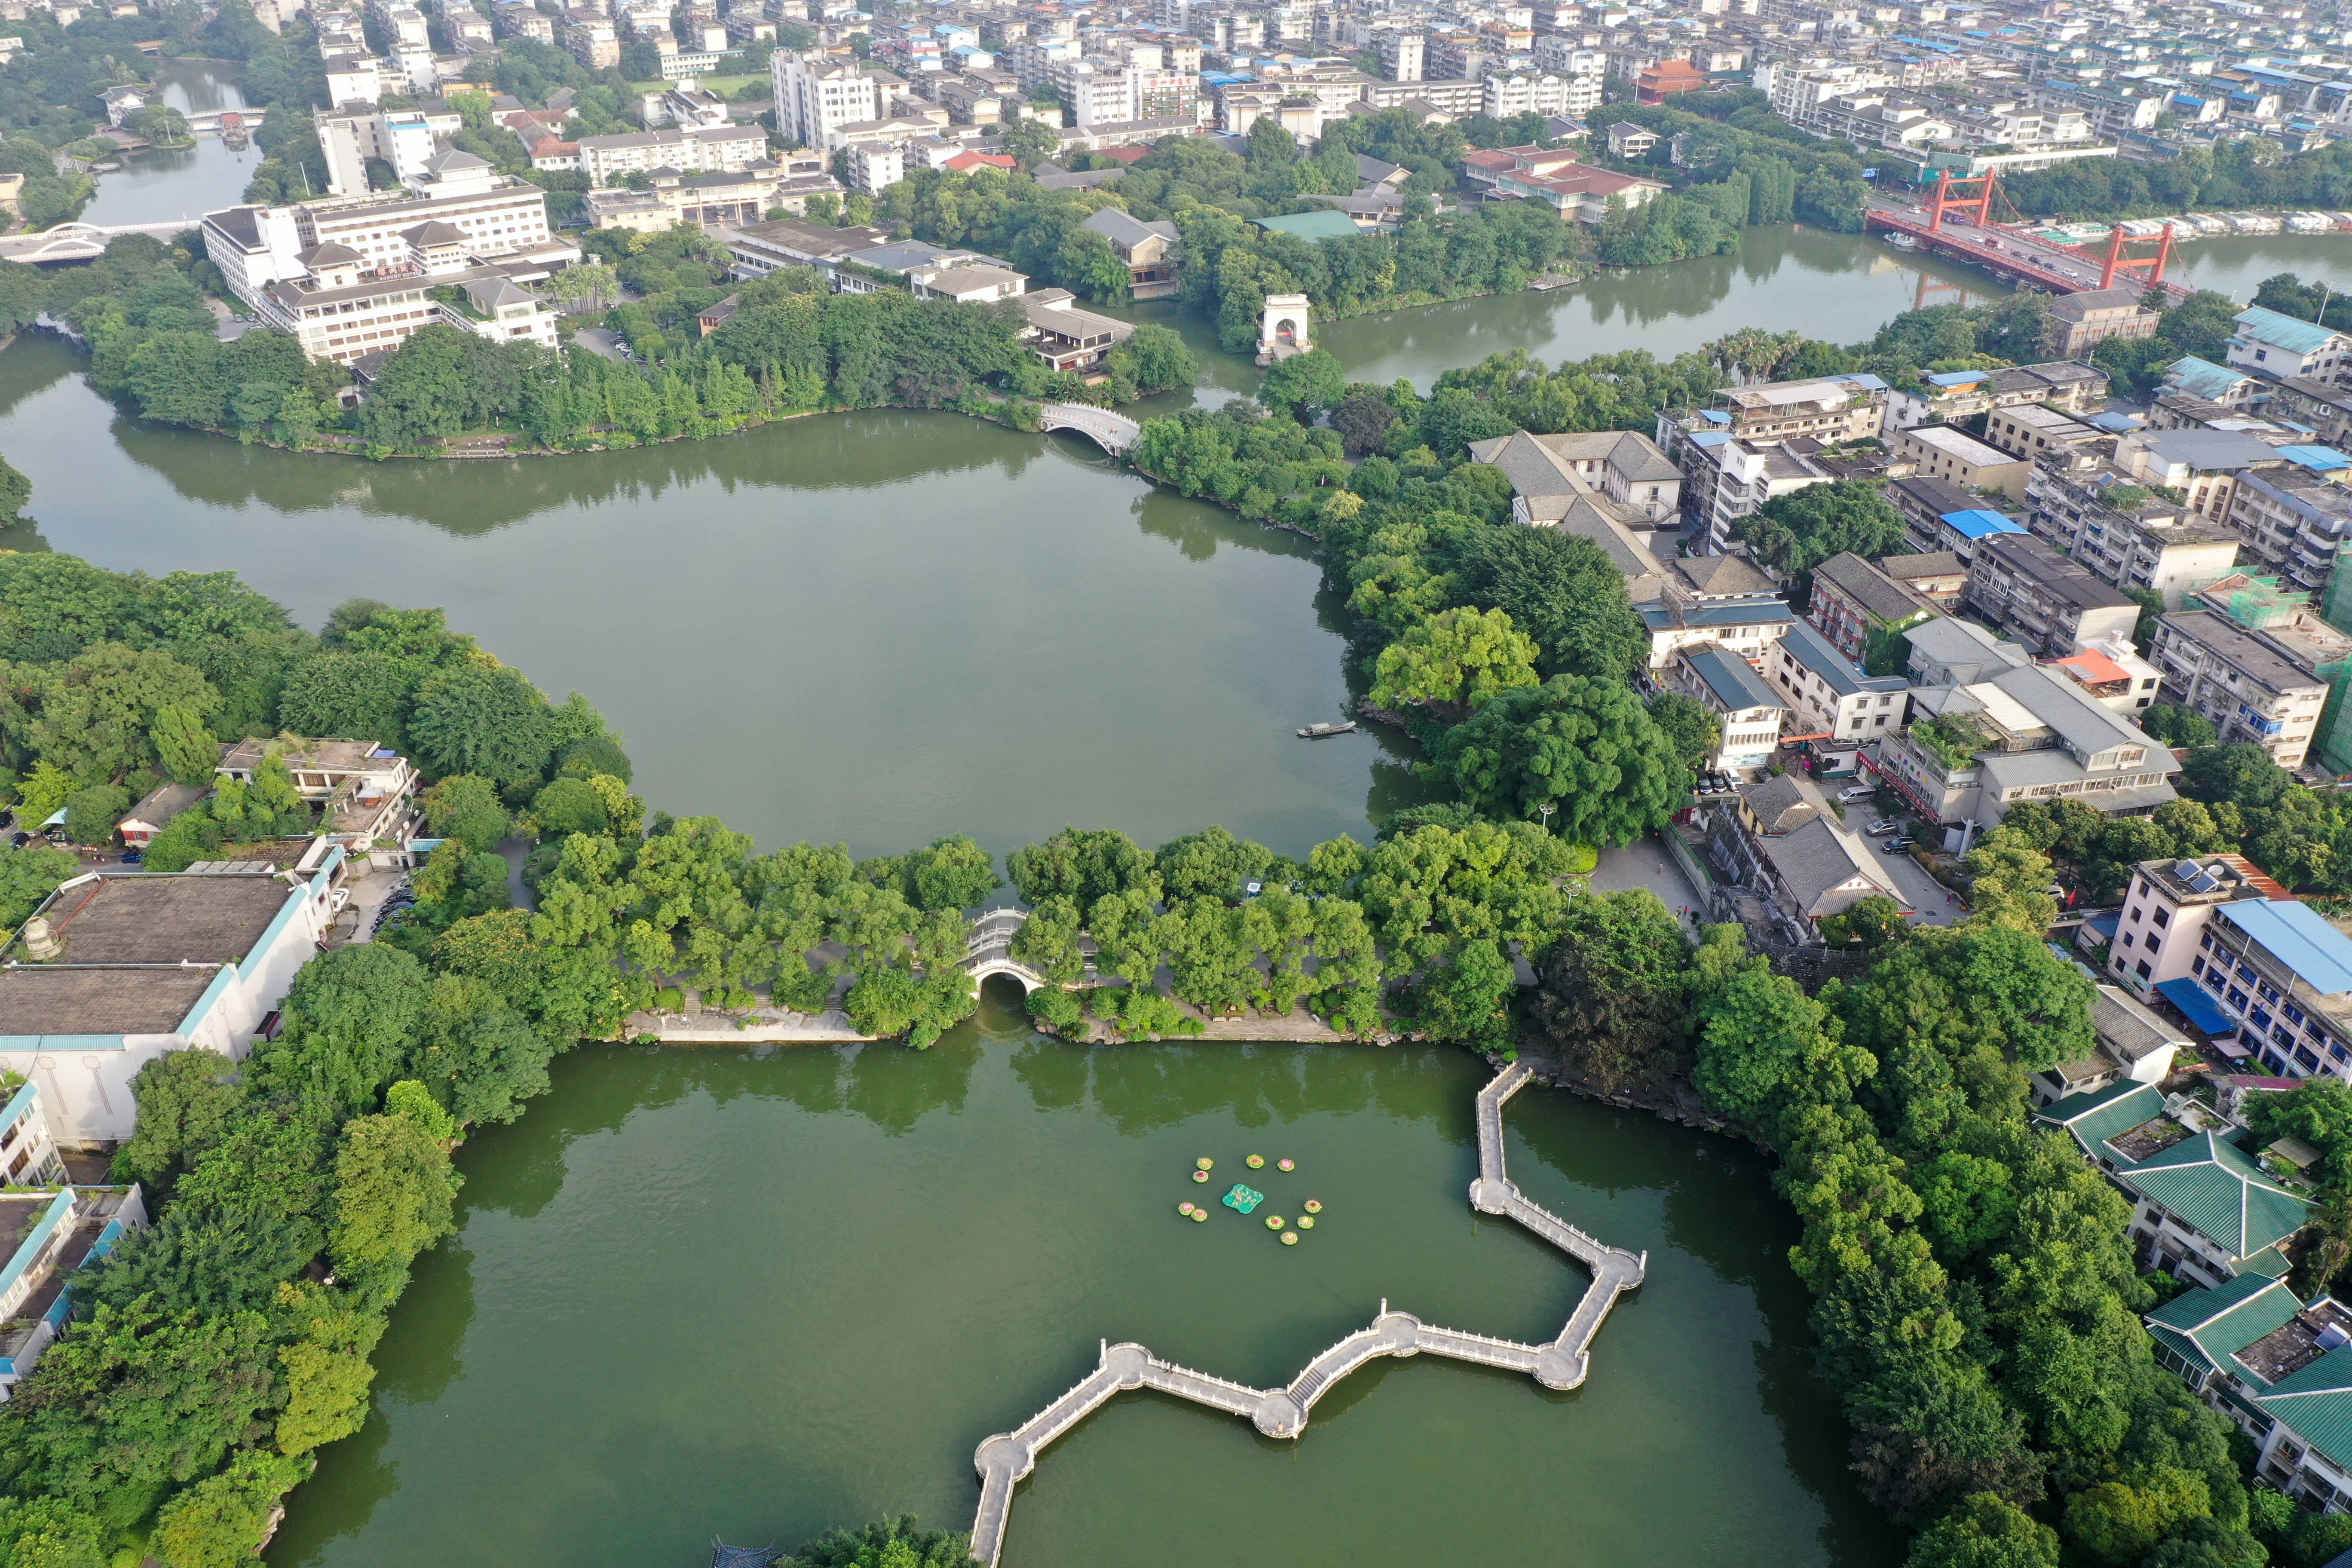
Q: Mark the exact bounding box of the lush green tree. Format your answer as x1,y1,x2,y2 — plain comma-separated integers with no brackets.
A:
2139,703,2217,750
1692,962,1874,1134
1734,480,1907,596
408,662,552,783
1370,605,1540,720
1963,830,2059,934
60,784,129,849
414,774,507,853
792,1514,983,1568
0,843,77,933
272,1281,388,1458
1905,1491,2060,1568
907,834,998,911
328,1106,463,1299
1153,825,1281,902
1531,888,1692,1089
2063,1469,2214,1568
24,641,217,783
0,1298,279,1505
1007,827,1154,907
1105,323,1198,394
0,454,30,523
1439,525,1647,683
1412,936,1517,1048
117,1050,241,1197
149,702,219,785
276,652,418,754
151,1447,307,1568
1645,690,1721,775
1432,674,1690,844
249,944,436,1115
1257,348,1347,421
0,1493,104,1567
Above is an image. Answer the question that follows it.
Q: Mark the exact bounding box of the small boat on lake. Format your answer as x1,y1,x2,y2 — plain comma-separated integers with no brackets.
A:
1297,721,1358,738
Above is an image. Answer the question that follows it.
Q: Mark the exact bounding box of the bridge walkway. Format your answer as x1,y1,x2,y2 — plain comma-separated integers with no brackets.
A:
964,1062,1645,1565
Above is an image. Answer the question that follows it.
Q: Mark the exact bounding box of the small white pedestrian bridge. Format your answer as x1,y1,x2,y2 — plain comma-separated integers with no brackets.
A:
964,908,1052,993
966,1061,1645,1566
0,219,202,265
1036,402,1140,454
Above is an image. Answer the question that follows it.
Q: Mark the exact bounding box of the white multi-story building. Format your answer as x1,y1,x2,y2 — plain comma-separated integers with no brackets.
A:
2150,609,2334,770
0,861,347,1144
773,51,881,145
202,158,569,366
576,123,768,183
1483,70,1588,119
2228,306,2352,388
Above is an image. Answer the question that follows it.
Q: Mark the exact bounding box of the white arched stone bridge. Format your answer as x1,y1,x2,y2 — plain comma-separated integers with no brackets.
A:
0,218,203,265
964,907,1051,993
1036,402,1140,454
965,1061,1646,1566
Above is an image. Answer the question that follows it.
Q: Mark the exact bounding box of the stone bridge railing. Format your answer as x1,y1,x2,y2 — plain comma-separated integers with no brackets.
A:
1036,403,1141,455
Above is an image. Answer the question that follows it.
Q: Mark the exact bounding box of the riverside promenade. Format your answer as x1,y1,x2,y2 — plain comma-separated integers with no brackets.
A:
966,1061,1645,1566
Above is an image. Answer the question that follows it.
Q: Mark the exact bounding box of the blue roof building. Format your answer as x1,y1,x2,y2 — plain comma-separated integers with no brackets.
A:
1942,507,2027,540
2229,306,2352,384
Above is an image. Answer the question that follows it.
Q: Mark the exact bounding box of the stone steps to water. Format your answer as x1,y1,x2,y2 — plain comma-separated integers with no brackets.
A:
965,1062,1645,1567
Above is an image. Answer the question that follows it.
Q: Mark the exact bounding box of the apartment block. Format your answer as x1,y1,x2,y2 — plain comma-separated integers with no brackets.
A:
2151,609,2335,770
2024,460,2239,608
1966,532,2141,657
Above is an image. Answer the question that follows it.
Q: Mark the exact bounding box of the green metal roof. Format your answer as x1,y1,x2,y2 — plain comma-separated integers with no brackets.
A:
2145,1273,2304,1384
2259,1343,2352,1469
2120,1131,2313,1262
2036,1080,2166,1161
1250,211,1364,243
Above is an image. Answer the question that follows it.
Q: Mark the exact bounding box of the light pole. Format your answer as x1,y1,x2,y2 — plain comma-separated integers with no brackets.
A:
1535,802,1556,834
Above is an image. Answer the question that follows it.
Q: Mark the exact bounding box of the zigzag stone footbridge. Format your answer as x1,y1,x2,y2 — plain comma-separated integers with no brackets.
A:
966,1060,1646,1566
1036,403,1140,454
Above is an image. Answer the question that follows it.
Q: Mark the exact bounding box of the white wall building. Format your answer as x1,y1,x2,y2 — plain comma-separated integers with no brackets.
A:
0,858,345,1145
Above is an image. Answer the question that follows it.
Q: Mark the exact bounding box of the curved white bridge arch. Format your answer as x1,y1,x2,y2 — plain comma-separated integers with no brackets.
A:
1035,402,1140,454
963,907,1050,993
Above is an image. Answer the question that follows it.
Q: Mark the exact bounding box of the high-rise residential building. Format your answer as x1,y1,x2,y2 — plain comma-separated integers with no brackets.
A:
772,52,882,147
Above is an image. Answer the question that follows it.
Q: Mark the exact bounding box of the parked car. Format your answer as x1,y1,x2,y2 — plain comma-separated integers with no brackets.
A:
1838,785,1877,803
1865,819,1899,836
119,849,142,864
1886,838,1916,853
9,831,28,848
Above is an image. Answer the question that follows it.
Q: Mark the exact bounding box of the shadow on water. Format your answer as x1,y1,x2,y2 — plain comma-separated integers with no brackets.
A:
1506,1099,1905,1566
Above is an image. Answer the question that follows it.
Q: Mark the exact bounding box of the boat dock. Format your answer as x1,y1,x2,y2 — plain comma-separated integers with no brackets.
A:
966,1061,1645,1567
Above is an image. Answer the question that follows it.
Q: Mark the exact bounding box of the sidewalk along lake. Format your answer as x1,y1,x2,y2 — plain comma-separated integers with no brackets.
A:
262,989,1900,1568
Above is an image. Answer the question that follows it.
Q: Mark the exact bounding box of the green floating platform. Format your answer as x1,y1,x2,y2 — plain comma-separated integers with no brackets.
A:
1222,1183,1265,1214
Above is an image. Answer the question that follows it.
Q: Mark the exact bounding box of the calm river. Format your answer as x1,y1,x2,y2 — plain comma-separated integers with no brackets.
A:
265,991,1902,1568
19,161,2347,1568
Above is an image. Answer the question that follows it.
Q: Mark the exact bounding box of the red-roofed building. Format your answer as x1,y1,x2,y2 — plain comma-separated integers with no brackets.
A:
942,150,1017,173
530,138,579,171
1475,148,1668,224
1635,59,1709,103
1093,143,1156,164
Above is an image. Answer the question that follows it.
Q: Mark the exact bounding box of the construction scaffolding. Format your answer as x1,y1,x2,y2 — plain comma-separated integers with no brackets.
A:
2222,576,2312,631
2314,573,2352,775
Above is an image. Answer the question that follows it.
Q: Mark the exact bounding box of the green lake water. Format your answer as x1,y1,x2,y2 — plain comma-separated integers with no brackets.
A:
19,211,2346,1568
265,987,1900,1568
